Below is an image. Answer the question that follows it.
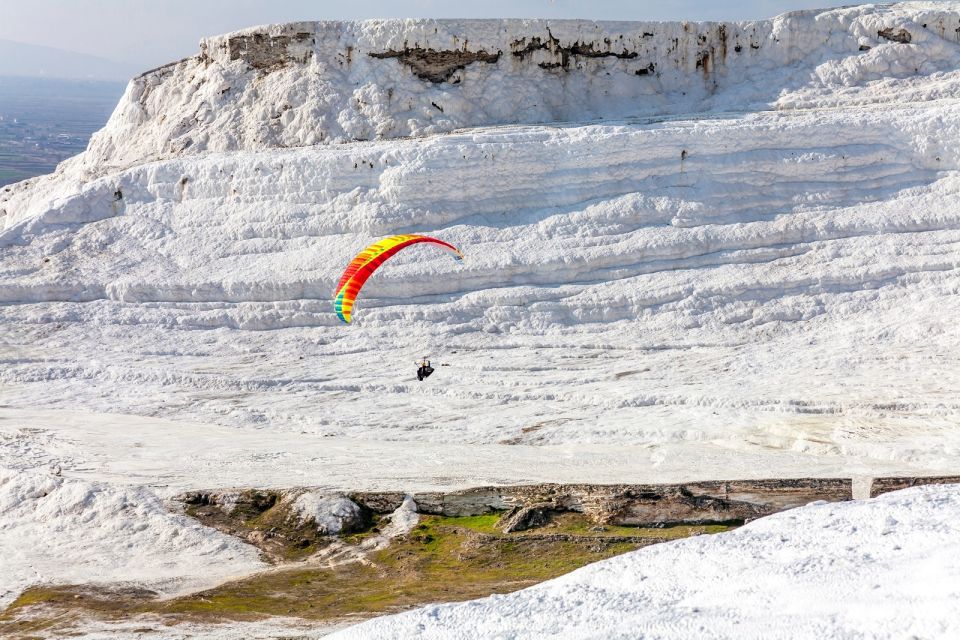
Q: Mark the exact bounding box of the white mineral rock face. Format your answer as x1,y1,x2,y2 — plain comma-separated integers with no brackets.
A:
74,7,960,171
2,3,959,475
5,3,960,221
0,467,265,608
3,3,960,474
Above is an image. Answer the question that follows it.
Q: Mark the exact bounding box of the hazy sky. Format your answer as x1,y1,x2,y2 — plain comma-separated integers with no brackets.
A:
1,0,867,73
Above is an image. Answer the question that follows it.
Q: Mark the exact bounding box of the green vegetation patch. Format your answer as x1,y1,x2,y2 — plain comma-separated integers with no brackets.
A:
0,511,738,636
437,513,502,534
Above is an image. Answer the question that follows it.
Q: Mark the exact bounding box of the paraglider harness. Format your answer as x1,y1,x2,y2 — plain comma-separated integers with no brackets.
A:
417,358,434,381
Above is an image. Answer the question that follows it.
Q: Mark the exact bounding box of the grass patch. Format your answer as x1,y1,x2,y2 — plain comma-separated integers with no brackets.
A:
1,511,738,635
441,513,502,534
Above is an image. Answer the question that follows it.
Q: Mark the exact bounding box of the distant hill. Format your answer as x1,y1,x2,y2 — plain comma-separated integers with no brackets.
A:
0,39,136,81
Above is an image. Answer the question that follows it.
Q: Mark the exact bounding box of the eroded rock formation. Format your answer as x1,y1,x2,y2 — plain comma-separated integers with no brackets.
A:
368,47,501,82
347,478,852,526
870,475,960,497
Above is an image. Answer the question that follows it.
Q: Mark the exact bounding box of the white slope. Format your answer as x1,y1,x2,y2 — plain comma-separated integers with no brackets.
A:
0,466,265,609
3,81,960,477
334,483,960,640
0,408,894,495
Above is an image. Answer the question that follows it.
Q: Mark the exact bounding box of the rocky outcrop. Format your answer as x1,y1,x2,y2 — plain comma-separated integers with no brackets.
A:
403,488,511,516
877,27,912,44
368,47,501,82
496,503,556,533
186,479,851,539
222,31,314,68
181,488,370,561
352,478,851,527
869,476,960,498
511,31,642,70
182,488,276,516
291,491,365,536
185,477,960,540
350,491,408,514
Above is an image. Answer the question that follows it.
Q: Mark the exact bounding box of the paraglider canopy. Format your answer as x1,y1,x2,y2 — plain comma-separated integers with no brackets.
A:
333,234,464,324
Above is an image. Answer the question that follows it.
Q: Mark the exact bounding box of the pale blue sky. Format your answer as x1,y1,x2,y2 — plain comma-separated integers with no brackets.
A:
1,0,872,73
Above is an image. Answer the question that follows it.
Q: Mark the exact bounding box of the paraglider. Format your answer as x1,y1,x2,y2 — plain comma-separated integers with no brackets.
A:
332,234,464,324
416,357,434,381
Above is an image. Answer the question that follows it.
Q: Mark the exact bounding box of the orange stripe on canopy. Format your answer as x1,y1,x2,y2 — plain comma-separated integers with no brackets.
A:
333,234,464,324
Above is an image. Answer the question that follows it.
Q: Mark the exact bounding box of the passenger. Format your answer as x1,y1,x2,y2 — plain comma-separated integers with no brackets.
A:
417,357,434,381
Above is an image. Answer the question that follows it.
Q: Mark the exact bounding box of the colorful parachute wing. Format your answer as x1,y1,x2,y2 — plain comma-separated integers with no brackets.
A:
334,234,463,324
